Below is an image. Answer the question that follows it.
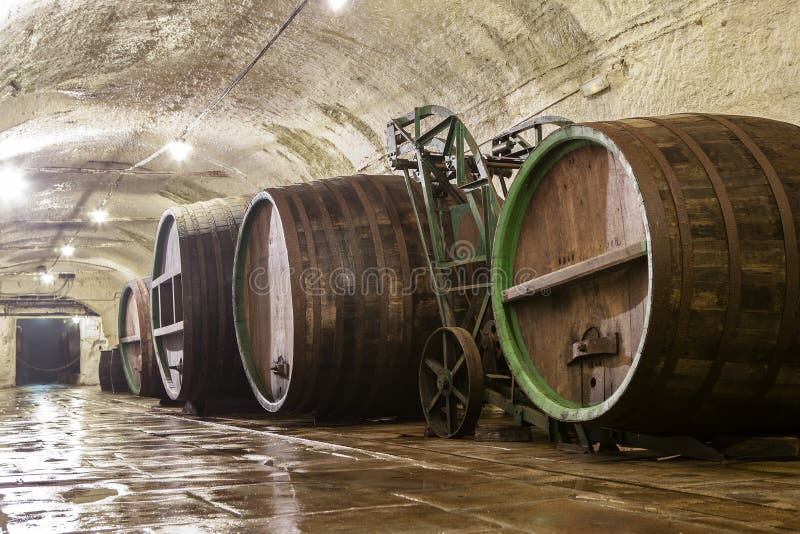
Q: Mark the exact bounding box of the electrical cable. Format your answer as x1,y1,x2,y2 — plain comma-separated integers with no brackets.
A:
179,0,309,140
48,0,310,272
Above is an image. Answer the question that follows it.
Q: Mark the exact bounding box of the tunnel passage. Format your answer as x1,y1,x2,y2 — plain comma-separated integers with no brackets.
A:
15,318,81,386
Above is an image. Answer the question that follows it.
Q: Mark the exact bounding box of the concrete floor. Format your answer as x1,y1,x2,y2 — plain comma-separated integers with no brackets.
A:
0,387,798,533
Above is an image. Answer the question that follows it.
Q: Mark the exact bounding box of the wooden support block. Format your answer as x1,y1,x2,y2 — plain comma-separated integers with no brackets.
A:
182,397,262,417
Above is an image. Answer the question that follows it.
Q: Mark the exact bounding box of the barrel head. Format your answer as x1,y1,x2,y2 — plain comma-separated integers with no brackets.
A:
508,144,649,407
152,215,185,399
120,285,143,391
240,198,294,410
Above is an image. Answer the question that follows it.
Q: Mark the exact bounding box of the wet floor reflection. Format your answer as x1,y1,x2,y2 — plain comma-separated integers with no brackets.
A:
0,385,798,532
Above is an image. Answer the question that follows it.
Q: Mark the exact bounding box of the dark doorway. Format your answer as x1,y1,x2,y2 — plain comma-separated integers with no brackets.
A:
15,318,81,386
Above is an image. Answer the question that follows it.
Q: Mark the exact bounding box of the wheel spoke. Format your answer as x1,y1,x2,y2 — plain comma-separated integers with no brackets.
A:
424,357,446,376
445,395,453,433
447,394,458,434
450,354,466,376
451,385,468,406
426,389,443,413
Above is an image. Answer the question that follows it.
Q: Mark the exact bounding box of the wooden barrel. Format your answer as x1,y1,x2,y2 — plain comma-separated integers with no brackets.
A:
110,347,130,393
233,175,438,417
119,278,165,398
493,114,800,437
99,349,112,391
151,197,250,402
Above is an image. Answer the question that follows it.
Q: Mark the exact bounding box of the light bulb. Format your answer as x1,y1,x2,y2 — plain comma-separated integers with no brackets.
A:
328,0,349,11
61,245,75,257
40,272,55,284
166,140,193,162
580,74,610,97
89,209,108,223
0,166,26,202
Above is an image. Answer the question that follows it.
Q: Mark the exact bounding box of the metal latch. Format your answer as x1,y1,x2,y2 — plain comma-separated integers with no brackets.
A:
569,328,619,365
271,356,290,378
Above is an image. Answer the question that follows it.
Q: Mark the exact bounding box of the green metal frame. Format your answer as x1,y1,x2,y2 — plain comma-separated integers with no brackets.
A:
387,105,576,440
388,105,499,333
118,286,141,395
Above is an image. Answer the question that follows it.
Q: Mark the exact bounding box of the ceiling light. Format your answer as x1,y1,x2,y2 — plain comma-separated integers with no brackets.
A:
40,271,55,284
580,74,610,97
72,316,82,324
89,209,108,223
328,0,349,11
166,140,193,162
0,166,26,201
61,245,75,257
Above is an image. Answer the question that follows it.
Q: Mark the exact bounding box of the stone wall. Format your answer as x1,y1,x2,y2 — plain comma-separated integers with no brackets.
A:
0,318,15,388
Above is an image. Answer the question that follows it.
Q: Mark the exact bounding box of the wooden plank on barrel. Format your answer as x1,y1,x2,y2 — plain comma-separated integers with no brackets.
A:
503,241,647,303
154,321,184,338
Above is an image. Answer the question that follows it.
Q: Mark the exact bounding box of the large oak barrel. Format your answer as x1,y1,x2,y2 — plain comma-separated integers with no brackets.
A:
99,347,129,393
151,197,250,402
493,114,800,437
119,278,165,398
233,175,438,417
110,347,129,393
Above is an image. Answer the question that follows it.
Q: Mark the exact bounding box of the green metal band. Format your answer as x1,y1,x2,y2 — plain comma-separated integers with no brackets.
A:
231,193,281,412
117,286,141,395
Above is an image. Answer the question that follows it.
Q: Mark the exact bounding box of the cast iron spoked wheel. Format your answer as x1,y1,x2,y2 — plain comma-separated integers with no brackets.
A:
420,326,485,438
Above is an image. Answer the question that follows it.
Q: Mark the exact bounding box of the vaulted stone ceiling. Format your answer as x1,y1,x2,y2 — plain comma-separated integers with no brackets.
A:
1,0,798,328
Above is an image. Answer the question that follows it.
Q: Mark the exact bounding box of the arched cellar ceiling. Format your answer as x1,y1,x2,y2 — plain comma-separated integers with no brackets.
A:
0,0,799,281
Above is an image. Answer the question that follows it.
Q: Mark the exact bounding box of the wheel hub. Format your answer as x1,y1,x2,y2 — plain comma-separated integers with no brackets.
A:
436,372,453,395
